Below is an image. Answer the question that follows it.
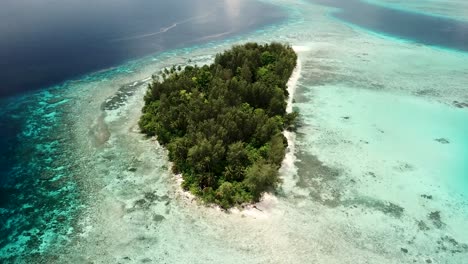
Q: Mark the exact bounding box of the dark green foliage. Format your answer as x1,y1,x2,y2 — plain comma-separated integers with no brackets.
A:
140,42,298,208
244,159,281,200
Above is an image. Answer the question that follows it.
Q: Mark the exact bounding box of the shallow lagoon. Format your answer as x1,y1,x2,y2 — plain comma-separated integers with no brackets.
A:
1,0,468,263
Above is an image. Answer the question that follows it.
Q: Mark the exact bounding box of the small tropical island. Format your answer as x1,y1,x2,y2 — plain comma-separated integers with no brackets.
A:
139,42,297,208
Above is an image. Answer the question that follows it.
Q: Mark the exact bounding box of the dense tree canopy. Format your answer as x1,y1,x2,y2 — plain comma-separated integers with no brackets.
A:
139,42,297,208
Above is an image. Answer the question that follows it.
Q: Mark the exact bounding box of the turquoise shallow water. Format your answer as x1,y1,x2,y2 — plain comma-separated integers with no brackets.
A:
0,89,80,259
298,85,468,196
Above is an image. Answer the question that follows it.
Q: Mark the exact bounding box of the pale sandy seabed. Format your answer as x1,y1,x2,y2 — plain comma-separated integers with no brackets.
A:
39,0,468,263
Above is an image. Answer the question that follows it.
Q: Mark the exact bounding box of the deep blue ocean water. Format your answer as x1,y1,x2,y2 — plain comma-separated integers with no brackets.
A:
0,0,284,98
1,0,468,261
312,0,468,52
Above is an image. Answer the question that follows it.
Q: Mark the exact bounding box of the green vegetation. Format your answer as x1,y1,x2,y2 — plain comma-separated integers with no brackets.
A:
139,42,297,208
